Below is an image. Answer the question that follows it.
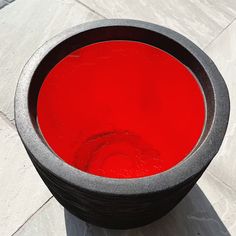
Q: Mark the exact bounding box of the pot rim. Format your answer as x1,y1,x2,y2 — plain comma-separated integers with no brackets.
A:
15,19,230,195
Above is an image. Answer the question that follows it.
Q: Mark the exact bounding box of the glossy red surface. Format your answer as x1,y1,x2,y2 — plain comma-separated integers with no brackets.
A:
37,41,205,178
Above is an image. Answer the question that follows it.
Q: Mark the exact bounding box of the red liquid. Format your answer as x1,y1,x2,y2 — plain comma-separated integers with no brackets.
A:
37,41,205,178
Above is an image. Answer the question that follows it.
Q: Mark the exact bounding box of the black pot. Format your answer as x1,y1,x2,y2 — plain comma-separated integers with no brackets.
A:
15,19,230,229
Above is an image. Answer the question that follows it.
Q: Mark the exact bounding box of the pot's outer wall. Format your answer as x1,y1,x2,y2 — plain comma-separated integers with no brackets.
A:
29,148,204,228
15,19,230,229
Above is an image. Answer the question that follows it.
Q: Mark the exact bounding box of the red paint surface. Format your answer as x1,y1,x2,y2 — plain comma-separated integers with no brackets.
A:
37,41,205,178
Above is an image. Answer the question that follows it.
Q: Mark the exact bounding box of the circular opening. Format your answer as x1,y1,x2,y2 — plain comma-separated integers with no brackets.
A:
37,40,205,178
15,20,229,194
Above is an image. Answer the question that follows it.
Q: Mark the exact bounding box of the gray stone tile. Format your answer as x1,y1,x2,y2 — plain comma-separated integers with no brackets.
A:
205,19,236,193
14,199,66,236
198,172,236,235
14,171,235,236
79,0,236,48
0,116,51,236
0,0,102,121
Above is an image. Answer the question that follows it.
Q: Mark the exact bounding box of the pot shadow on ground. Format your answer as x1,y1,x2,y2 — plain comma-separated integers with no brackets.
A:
64,185,230,236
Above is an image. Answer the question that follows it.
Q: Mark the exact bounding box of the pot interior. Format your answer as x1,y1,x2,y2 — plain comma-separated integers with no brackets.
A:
28,25,214,178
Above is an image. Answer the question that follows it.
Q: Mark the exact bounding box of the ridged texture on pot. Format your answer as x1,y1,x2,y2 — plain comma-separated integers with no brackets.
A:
26,148,204,229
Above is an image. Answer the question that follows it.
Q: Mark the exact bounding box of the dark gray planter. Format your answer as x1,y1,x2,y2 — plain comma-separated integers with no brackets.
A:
15,19,230,229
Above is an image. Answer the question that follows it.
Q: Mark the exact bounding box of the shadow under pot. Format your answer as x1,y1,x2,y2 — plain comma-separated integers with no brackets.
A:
15,19,230,229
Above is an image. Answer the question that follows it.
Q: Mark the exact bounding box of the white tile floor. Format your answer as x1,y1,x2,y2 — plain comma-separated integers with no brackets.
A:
0,0,236,235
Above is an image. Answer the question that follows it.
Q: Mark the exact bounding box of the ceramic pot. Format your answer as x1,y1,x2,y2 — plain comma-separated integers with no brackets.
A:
15,19,230,229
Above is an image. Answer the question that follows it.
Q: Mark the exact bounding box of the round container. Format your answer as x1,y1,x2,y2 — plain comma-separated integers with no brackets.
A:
15,19,230,229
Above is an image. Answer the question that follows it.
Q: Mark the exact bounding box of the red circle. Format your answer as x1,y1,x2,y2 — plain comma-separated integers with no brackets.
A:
37,41,205,178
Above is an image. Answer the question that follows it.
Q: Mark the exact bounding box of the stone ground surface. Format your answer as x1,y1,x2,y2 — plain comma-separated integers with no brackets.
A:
0,0,236,235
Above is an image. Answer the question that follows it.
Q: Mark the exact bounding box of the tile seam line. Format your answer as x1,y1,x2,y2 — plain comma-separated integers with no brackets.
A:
11,196,54,236
74,0,107,19
0,111,15,129
206,170,236,194
204,17,236,50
